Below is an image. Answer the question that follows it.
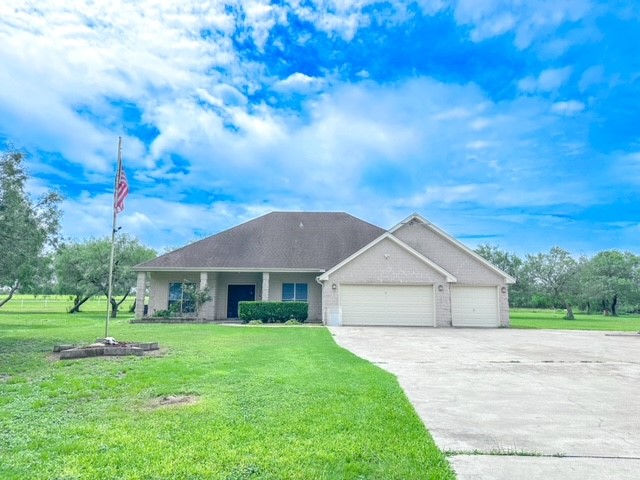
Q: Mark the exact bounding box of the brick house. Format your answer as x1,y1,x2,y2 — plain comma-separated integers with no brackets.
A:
133,212,515,327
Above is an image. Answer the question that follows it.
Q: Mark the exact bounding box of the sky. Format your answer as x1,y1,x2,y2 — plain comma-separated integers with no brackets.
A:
0,1,638,257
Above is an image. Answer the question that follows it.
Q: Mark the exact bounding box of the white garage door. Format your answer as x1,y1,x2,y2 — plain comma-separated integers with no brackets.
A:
340,284,434,326
451,286,499,327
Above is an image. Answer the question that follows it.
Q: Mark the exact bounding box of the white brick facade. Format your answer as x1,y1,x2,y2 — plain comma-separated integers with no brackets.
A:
321,237,454,326
138,213,512,327
393,221,511,327
145,270,322,321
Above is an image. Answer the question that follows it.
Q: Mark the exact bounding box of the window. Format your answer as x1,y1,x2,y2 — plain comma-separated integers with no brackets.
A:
282,283,308,302
168,282,196,314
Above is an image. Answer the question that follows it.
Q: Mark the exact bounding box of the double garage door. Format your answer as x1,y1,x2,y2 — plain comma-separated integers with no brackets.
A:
340,284,499,327
341,284,434,326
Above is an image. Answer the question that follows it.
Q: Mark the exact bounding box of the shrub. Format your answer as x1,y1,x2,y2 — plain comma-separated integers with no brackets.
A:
284,319,302,325
239,301,308,323
248,319,263,325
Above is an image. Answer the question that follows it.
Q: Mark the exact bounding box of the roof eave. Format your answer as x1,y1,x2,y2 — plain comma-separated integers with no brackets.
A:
133,266,326,273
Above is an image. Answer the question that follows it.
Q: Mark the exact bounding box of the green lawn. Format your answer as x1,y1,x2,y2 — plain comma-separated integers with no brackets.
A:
0,294,132,314
510,309,640,331
0,309,454,480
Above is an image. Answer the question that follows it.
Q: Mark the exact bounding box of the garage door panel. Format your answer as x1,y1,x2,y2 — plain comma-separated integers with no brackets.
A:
341,284,433,326
451,286,498,327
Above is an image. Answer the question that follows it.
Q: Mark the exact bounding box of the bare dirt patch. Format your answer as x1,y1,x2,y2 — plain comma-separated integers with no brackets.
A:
147,394,200,409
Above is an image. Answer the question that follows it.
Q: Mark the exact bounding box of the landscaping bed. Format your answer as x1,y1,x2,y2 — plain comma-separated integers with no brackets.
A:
54,340,159,359
130,317,220,324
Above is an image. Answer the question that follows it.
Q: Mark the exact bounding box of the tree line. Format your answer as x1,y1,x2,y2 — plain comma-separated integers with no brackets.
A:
2,148,639,319
0,149,155,317
475,245,640,318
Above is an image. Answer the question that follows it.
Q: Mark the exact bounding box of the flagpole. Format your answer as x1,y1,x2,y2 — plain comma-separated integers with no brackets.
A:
105,136,122,338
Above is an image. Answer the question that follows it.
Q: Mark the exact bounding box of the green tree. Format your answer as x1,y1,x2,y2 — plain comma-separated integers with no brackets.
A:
54,242,96,313
0,150,62,307
525,247,578,319
474,244,530,307
54,235,156,317
581,251,640,316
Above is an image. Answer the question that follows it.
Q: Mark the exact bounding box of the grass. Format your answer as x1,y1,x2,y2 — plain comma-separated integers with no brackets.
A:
510,309,640,331
0,307,454,479
0,294,133,314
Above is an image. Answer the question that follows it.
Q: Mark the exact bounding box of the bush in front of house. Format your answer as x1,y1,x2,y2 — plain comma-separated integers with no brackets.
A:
239,301,308,323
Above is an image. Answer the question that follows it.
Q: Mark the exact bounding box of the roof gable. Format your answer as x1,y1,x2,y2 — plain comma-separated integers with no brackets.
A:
318,232,457,282
391,213,516,284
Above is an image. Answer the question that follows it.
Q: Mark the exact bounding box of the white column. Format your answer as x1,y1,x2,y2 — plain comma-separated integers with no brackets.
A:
262,272,270,301
135,272,146,318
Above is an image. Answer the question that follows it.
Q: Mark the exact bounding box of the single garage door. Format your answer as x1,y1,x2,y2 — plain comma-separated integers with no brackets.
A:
340,284,434,326
451,286,499,327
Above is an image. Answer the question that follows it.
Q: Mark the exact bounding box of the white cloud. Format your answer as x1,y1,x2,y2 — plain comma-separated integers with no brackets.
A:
432,107,473,120
273,73,326,94
399,184,485,207
551,100,585,115
469,12,516,41
0,0,627,255
453,0,592,48
613,152,640,185
25,65,595,251
519,67,573,93
470,117,491,130
578,65,605,92
466,140,493,150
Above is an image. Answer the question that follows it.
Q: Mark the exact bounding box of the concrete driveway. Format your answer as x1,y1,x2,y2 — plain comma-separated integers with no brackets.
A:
330,327,640,479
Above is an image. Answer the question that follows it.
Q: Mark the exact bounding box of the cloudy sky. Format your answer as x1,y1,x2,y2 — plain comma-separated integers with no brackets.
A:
1,1,638,256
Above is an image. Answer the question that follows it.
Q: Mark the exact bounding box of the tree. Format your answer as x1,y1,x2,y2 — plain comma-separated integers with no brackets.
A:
54,235,156,317
475,244,531,307
0,150,62,307
54,242,97,313
525,247,578,319
581,251,640,316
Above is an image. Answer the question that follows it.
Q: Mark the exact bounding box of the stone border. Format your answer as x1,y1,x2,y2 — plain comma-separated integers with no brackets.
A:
54,342,159,360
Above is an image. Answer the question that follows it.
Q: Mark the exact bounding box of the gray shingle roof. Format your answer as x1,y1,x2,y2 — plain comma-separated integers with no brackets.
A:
136,212,385,271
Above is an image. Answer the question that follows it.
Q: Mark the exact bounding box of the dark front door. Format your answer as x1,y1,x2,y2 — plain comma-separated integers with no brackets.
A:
227,284,256,318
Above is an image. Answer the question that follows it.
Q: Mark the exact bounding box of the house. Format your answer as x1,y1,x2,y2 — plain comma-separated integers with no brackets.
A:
133,212,515,327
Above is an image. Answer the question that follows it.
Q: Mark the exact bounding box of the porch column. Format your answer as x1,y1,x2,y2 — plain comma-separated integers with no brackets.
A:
135,272,146,318
199,271,216,319
262,272,270,301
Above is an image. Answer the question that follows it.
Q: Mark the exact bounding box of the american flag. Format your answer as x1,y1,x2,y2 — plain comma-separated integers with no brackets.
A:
114,162,129,215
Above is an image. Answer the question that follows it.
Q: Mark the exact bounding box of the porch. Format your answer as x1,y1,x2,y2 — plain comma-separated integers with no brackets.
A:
134,270,322,322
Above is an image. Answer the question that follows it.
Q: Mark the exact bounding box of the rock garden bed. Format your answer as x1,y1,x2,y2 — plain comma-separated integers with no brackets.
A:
54,338,159,360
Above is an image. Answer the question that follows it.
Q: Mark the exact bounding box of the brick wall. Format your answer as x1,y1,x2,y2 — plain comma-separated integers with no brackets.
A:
267,272,322,321
323,237,450,325
148,272,200,316
394,221,510,326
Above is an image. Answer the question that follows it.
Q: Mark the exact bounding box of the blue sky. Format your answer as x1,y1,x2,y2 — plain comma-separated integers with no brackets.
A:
0,1,638,256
